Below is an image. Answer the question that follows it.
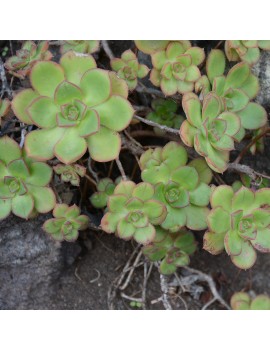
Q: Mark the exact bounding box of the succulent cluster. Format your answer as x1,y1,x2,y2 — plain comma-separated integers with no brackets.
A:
12,51,134,164
60,40,100,55
111,49,149,91
225,40,270,65
0,136,55,219
5,41,52,79
144,41,205,96
140,142,212,232
101,181,167,244
53,163,86,186
146,98,184,135
230,292,270,310
204,186,270,269
0,98,10,125
1,39,270,287
142,227,197,274
43,204,89,241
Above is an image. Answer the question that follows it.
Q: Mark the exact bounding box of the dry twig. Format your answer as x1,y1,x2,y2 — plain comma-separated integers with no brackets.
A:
134,114,179,135
0,57,12,98
102,40,115,60
234,127,270,164
116,157,127,181
183,267,230,310
228,163,270,181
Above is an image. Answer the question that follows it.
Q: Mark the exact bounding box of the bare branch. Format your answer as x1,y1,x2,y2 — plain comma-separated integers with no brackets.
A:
87,157,99,183
228,163,270,181
133,114,179,135
183,267,230,310
234,127,270,164
0,57,12,98
136,84,165,98
116,157,127,181
102,40,115,60
154,263,172,310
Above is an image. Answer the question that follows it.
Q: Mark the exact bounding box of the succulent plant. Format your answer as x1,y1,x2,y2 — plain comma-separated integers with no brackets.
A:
140,142,212,232
230,292,270,310
146,98,184,135
149,41,205,96
101,181,167,245
204,186,270,269
60,40,100,55
4,41,52,79
205,50,267,140
90,178,116,209
142,227,197,274
43,204,89,241
0,98,11,126
12,51,134,164
180,92,241,173
0,136,55,220
225,40,270,65
111,50,149,91
53,163,86,186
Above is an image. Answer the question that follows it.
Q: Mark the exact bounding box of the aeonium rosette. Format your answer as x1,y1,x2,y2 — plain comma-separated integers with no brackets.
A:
140,142,213,232
101,181,167,245
204,186,270,269
12,51,134,164
225,40,270,66
180,92,241,173
149,41,205,96
142,226,197,275
43,204,89,242
0,136,55,220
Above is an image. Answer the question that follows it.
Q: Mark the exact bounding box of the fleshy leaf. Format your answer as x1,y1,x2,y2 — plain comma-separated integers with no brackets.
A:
25,128,65,161
224,230,242,256
206,49,225,83
60,51,97,85
237,103,267,130
207,207,230,233
171,166,199,191
94,95,134,131
12,89,39,124
0,198,12,220
210,185,234,211
11,193,34,219
203,231,225,255
251,227,270,253
182,93,202,128
184,205,209,230
231,241,257,269
27,185,55,213
133,224,156,245
224,63,250,90
54,128,87,164
80,69,111,107
0,136,21,164
30,61,65,98
27,96,58,128
87,126,121,162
